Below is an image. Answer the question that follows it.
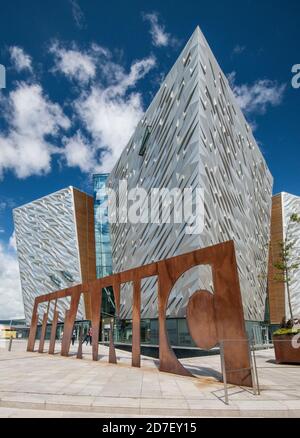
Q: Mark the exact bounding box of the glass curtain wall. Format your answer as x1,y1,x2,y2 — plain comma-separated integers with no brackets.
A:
93,174,115,320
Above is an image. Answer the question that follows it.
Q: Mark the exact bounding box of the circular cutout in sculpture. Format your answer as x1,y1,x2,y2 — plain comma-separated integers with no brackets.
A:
186,290,218,350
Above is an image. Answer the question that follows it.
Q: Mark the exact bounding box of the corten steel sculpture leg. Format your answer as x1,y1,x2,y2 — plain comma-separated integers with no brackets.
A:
132,279,141,368
109,319,117,364
108,279,120,365
38,308,49,353
90,282,102,361
49,305,59,355
158,262,192,377
27,303,38,352
211,242,252,387
112,279,120,315
61,287,82,357
77,324,83,359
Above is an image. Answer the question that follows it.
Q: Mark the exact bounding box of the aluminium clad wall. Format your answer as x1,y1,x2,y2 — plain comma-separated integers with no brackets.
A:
107,27,273,321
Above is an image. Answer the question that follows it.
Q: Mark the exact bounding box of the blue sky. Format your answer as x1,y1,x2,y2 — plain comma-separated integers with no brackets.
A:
0,0,299,317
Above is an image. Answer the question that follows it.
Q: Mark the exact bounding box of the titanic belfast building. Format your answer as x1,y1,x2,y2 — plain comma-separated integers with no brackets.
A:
14,27,275,346
105,27,273,344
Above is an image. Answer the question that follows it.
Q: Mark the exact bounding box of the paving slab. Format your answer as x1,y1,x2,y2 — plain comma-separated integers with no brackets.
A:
0,340,299,417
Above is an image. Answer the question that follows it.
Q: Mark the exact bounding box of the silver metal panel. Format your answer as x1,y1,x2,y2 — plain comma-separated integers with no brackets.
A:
13,187,85,324
281,192,300,319
108,26,273,321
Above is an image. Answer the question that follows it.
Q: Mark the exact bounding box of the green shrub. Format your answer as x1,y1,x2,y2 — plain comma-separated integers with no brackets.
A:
273,327,300,336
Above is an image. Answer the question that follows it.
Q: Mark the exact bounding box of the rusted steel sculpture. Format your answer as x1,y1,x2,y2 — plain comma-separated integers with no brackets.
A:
76,325,83,360
27,240,252,387
48,306,59,355
109,319,117,364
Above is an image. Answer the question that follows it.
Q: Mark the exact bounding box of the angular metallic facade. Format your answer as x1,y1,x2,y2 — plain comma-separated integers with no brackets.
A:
14,187,96,324
281,193,300,319
107,27,273,321
269,192,300,322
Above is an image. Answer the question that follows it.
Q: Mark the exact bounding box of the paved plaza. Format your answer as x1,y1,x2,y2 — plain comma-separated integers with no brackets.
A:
0,340,299,417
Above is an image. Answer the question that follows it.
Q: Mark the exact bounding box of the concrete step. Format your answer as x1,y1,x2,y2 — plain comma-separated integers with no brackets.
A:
0,398,299,418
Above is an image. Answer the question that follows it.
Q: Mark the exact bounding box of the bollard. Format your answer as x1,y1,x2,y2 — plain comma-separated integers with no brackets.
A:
8,336,13,352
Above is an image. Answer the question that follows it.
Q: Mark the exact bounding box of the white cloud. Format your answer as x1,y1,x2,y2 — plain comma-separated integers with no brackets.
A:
50,40,156,173
0,239,24,320
0,82,70,178
50,41,98,83
63,131,99,173
0,196,16,211
232,45,246,56
1,41,156,179
9,46,32,72
142,12,177,48
72,56,156,172
8,231,17,251
69,0,86,30
75,90,144,172
228,71,286,114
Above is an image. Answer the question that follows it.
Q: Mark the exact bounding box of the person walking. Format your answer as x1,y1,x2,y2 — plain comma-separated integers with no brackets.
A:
71,328,76,346
83,326,92,345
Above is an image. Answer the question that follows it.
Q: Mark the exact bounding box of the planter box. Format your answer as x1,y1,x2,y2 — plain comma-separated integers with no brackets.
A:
273,334,300,364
